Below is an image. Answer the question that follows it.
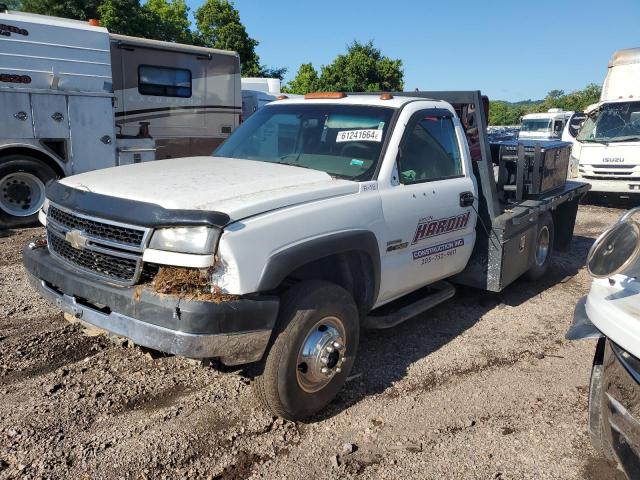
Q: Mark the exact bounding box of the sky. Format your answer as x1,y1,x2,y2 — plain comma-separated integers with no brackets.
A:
185,0,640,102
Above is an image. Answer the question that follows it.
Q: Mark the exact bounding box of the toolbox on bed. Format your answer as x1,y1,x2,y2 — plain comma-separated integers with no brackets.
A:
494,139,571,202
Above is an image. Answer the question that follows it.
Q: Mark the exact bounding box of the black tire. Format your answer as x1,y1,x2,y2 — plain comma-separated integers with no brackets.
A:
588,339,616,462
525,212,554,281
254,280,359,420
0,155,57,229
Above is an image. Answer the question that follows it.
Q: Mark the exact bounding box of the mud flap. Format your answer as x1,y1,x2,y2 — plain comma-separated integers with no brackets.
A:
566,296,603,340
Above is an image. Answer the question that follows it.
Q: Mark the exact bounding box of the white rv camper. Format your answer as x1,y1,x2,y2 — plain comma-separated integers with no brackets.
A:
571,48,640,196
0,7,241,227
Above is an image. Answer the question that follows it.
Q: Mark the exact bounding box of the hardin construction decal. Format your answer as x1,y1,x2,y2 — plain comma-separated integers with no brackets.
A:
413,238,464,261
412,211,470,244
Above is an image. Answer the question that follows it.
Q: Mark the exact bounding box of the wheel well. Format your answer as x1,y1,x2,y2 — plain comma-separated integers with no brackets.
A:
0,147,65,179
285,251,377,316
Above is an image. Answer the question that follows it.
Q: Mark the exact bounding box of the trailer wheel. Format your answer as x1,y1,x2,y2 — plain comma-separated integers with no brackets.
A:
525,212,554,281
254,280,359,420
0,155,56,228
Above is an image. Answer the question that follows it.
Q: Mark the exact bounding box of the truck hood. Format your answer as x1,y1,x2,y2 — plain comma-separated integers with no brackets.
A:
575,142,640,165
59,157,359,221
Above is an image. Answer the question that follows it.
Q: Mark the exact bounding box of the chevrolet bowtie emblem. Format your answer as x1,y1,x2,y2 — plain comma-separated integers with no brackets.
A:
65,229,88,250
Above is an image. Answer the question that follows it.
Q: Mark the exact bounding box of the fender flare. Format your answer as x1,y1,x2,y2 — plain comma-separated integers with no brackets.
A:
256,230,381,300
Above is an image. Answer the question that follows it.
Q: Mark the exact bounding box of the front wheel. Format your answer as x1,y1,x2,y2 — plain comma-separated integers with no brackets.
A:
0,155,57,228
254,280,359,420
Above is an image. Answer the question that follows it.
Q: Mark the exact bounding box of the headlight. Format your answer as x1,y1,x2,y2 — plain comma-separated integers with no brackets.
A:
568,155,579,178
42,198,50,214
149,226,219,254
587,207,640,278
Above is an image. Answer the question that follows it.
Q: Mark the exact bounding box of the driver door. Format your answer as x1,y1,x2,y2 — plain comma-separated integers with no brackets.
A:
378,110,477,304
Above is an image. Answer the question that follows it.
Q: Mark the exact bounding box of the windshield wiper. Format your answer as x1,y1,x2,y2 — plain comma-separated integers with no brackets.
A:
611,136,640,143
273,160,315,171
578,138,609,145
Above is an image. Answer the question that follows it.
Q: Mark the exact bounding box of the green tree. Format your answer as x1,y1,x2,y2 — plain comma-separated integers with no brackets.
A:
195,0,261,75
98,0,152,38
283,63,319,94
488,84,603,125
5,1,23,9
317,41,403,92
19,0,101,19
145,0,193,44
97,0,193,43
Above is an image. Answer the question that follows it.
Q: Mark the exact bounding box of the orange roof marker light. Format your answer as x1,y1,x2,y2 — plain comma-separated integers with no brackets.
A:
380,93,394,100
88,19,100,26
304,92,347,100
276,95,289,100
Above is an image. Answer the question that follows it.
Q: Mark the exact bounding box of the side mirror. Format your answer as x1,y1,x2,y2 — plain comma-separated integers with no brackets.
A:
587,207,640,278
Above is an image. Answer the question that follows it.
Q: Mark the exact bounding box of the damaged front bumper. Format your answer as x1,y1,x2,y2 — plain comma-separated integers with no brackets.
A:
23,245,279,365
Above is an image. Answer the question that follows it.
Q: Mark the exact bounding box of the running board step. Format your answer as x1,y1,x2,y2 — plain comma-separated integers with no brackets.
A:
363,281,456,329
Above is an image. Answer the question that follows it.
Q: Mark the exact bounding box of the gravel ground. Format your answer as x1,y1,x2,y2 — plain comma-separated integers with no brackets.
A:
0,202,632,480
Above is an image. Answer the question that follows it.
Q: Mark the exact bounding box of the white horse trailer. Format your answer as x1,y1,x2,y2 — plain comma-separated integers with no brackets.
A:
0,7,241,227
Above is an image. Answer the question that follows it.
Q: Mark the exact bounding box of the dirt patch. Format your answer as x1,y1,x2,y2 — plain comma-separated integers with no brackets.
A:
151,266,238,303
213,451,266,480
0,203,632,479
122,383,194,412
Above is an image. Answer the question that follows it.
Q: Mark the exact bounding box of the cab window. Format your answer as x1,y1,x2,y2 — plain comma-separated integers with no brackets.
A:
398,113,463,184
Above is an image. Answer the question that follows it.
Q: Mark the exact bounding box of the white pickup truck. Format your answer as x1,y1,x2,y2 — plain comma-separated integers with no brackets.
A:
24,91,590,419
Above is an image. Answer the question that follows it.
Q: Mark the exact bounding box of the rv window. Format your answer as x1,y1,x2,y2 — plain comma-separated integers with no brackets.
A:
138,65,192,98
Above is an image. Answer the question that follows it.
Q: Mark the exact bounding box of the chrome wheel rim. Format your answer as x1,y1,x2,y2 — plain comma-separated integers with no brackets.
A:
535,226,550,266
0,172,45,217
296,316,346,393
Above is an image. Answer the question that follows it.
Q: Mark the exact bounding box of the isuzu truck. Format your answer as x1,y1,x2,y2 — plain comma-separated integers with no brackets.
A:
571,48,640,197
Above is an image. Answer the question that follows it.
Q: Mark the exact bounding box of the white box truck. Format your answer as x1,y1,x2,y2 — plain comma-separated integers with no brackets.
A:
570,48,640,197
0,6,241,228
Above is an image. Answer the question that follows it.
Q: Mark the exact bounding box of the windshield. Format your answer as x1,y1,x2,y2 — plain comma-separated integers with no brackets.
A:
520,118,552,132
577,101,640,143
213,103,395,180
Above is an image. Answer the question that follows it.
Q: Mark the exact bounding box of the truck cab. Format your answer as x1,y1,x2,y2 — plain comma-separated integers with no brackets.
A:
571,47,640,197
572,98,640,196
519,109,574,141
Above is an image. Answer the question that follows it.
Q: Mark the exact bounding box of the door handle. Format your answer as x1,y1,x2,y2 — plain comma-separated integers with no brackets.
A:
459,191,474,207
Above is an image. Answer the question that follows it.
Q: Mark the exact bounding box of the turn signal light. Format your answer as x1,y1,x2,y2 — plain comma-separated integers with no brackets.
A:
380,93,394,100
276,95,289,100
304,92,346,99
88,19,100,26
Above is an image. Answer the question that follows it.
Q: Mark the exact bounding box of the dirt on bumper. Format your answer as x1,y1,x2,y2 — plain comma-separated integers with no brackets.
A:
22,244,278,364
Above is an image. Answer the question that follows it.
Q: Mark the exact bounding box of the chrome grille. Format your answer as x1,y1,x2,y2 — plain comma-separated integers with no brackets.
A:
48,234,139,283
46,203,150,285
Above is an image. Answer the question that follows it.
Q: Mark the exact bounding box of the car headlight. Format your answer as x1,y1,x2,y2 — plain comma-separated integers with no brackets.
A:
42,198,50,214
149,226,219,254
568,155,579,178
587,207,640,278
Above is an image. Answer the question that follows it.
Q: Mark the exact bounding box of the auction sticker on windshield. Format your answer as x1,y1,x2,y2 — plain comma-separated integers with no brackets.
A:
336,129,383,142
